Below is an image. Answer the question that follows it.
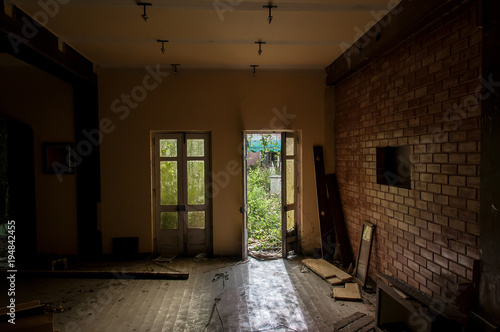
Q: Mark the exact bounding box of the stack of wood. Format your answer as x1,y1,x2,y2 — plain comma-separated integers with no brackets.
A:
302,258,362,301
0,300,58,332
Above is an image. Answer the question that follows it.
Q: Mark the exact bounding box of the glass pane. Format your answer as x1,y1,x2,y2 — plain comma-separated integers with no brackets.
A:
286,137,295,156
161,212,178,229
188,211,205,229
286,159,294,205
160,139,177,157
187,139,205,157
160,161,178,205
287,210,294,230
188,161,205,205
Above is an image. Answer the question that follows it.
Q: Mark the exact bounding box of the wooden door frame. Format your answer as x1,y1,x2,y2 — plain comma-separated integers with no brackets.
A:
241,130,301,259
151,131,213,256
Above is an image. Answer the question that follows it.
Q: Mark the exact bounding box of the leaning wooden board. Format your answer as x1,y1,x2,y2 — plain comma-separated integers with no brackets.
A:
326,174,354,268
302,259,352,283
313,146,337,259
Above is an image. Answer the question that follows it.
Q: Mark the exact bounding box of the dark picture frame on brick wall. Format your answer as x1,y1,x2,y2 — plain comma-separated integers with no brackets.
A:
42,142,75,174
354,221,375,287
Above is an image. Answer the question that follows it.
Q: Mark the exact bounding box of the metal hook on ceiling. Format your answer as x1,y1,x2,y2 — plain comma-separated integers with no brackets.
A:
137,2,152,22
255,41,266,55
157,39,169,54
263,4,277,24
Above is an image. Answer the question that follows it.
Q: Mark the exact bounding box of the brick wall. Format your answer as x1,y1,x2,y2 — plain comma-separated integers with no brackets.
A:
334,1,481,303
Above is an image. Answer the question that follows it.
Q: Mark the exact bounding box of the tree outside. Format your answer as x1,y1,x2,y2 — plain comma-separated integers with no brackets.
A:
246,134,282,252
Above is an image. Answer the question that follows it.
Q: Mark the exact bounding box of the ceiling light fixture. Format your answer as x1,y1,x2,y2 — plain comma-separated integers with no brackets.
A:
137,2,152,21
171,64,180,75
255,41,266,55
250,65,259,75
157,39,169,54
263,4,277,24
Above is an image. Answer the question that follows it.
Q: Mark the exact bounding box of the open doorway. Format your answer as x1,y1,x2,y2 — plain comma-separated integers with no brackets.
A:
242,131,300,260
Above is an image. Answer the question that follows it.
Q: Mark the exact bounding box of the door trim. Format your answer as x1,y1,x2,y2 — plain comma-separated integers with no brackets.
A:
151,131,213,256
241,130,301,259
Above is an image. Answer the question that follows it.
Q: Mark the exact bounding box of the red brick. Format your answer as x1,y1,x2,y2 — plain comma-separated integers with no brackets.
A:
458,187,476,199
442,248,458,262
449,176,466,186
441,165,458,174
458,141,477,152
458,165,476,175
421,192,434,202
427,258,441,274
449,261,467,278
428,242,441,255
434,255,449,269
449,153,466,163
458,254,474,269
467,247,480,260
442,185,458,196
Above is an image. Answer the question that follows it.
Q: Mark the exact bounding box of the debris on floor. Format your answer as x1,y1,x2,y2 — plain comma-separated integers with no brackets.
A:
333,311,375,332
193,252,207,262
302,258,353,284
333,283,362,301
153,255,176,263
0,300,58,332
43,303,68,313
248,248,282,260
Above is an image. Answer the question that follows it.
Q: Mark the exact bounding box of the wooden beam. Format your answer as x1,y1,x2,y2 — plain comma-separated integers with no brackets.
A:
10,270,189,280
74,81,102,256
325,0,474,85
0,0,95,83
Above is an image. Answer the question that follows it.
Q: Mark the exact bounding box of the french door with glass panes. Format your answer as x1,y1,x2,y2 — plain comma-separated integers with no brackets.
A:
153,132,212,256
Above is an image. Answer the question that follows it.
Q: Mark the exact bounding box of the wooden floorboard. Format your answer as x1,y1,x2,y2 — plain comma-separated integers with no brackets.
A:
283,260,322,332
0,257,376,332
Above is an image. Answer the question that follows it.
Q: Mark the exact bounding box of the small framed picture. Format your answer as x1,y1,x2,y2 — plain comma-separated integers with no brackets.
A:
43,142,75,174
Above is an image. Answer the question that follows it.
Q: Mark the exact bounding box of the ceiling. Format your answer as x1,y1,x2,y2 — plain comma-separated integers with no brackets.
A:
8,0,401,70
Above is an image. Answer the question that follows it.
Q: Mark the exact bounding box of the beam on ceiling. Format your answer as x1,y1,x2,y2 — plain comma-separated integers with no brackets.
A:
325,0,475,86
0,0,96,83
21,0,390,12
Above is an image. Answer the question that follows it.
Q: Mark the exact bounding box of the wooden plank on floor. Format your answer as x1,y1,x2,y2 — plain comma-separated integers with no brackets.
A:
358,322,376,332
333,312,366,331
0,312,54,332
333,283,362,301
15,270,188,280
341,316,375,332
326,174,354,268
327,277,344,285
313,146,336,259
303,259,352,282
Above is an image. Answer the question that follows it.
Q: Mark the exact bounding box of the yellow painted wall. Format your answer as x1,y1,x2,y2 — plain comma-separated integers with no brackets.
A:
98,67,325,255
0,57,78,255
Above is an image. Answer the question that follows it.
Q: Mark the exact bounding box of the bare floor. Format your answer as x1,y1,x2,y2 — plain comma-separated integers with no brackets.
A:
1,256,376,331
